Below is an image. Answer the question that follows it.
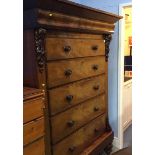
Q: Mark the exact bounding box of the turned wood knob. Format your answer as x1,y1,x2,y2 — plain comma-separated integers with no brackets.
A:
94,107,99,112
67,120,75,127
42,83,45,87
48,13,53,17
68,146,76,152
93,85,100,90
65,69,72,76
92,45,98,51
92,64,98,70
64,45,71,53
66,95,73,102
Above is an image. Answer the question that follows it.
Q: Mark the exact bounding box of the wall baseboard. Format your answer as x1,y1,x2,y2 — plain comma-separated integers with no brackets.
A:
113,137,120,149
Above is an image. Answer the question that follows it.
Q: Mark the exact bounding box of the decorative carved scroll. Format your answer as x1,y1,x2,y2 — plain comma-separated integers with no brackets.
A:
103,34,112,62
35,28,47,73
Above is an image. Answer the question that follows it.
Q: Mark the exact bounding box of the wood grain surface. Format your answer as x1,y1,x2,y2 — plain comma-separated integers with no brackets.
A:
48,74,106,115
47,56,106,88
51,94,106,144
52,114,106,155
24,117,45,146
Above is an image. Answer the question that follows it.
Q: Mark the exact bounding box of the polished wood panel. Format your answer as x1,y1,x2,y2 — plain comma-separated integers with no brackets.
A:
24,137,45,155
23,97,44,123
49,75,106,115
46,37,105,60
52,114,106,155
51,94,106,144
23,30,39,88
47,56,106,88
23,117,45,146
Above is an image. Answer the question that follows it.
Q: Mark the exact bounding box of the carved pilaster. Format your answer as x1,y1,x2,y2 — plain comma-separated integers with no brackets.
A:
35,28,47,73
103,34,112,62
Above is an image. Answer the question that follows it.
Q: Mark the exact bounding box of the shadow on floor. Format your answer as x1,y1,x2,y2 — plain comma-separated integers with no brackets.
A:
123,124,132,148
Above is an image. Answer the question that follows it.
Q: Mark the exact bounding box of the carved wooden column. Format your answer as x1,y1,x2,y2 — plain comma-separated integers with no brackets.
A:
104,34,112,62
35,28,47,73
35,28,51,155
103,34,113,155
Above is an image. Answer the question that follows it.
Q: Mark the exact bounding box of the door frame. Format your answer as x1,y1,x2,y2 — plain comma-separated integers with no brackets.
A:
117,2,132,149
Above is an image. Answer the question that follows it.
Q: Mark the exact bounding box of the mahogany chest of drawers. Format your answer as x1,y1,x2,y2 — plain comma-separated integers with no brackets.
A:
23,0,121,154
23,87,45,155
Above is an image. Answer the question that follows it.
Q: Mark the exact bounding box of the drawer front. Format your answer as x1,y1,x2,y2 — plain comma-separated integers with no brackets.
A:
23,97,44,123
24,137,45,155
47,56,106,88
53,114,106,155
51,95,106,144
49,75,106,115
23,117,45,146
45,37,105,60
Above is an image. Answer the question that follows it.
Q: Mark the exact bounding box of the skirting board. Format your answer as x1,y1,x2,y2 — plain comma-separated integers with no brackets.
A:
113,137,120,149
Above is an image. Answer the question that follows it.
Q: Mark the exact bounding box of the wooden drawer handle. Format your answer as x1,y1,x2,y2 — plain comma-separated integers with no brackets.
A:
92,45,98,51
68,146,76,152
65,69,72,76
67,120,75,127
66,95,73,102
64,45,71,53
92,64,98,70
94,107,99,112
93,85,100,90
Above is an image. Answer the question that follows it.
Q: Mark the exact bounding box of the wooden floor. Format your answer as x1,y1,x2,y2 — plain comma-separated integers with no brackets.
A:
111,147,132,155
123,124,132,148
102,124,132,155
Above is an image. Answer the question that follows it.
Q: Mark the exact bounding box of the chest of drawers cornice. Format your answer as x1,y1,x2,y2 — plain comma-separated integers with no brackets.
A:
24,0,122,154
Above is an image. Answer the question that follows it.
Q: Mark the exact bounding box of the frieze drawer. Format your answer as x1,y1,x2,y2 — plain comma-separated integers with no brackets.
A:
45,35,105,60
